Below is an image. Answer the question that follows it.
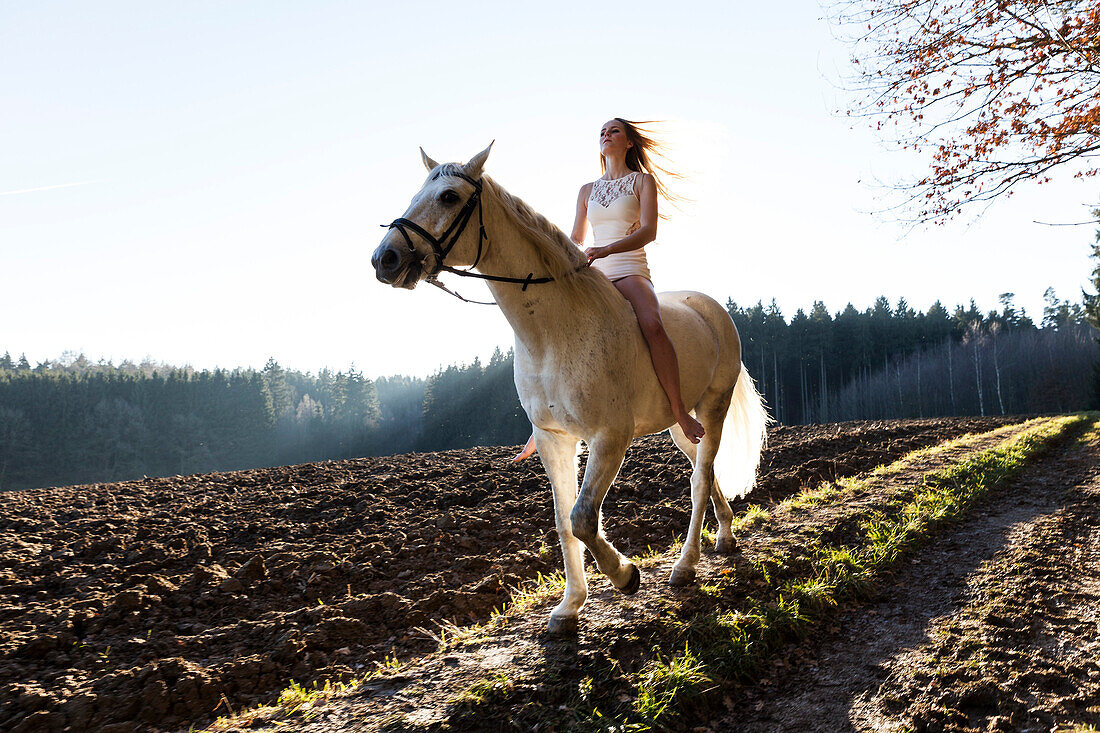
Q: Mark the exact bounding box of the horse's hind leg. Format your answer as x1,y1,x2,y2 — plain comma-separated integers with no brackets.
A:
536,429,587,634
670,390,735,586
570,430,639,595
670,418,737,555
668,423,697,468
710,484,738,555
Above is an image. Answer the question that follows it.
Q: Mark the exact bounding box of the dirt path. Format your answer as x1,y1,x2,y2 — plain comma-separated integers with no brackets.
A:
0,417,1019,732
712,423,1100,733
241,418,1068,732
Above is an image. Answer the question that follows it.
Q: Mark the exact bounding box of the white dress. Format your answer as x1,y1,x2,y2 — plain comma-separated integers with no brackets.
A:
587,171,652,283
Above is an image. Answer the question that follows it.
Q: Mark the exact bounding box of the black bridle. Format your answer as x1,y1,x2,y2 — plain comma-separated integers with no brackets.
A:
383,171,584,304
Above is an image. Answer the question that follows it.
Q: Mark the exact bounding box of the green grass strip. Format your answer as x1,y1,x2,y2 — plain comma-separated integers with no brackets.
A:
592,413,1093,731
780,417,1047,513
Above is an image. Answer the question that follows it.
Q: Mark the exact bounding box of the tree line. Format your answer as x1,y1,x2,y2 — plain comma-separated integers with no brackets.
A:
1,289,1097,491
0,355,380,491
727,289,1097,425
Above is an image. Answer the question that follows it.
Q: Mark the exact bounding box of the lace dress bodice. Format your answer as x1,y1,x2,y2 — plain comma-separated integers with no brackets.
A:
585,171,652,283
588,172,641,246
589,171,639,208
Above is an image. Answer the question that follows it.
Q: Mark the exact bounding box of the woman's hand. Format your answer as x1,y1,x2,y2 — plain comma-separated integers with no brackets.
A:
584,245,609,262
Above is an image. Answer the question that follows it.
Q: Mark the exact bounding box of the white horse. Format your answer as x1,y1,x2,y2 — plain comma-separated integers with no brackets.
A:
372,144,768,633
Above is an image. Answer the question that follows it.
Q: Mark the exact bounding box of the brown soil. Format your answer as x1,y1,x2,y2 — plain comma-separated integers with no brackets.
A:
264,418,1062,733
0,416,1019,732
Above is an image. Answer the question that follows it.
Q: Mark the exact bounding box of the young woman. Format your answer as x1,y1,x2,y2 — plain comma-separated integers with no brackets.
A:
513,118,706,461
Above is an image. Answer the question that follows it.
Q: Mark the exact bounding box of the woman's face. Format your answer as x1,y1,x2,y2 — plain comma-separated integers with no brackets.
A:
600,120,632,159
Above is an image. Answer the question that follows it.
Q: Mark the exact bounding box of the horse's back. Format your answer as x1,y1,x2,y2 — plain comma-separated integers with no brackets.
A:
657,290,740,363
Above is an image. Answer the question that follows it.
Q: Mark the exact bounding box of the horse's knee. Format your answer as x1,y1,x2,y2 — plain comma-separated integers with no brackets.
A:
570,502,598,544
691,466,715,491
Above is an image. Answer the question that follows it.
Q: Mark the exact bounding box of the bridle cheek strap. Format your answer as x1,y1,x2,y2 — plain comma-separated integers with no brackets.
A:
385,172,486,277
381,172,586,305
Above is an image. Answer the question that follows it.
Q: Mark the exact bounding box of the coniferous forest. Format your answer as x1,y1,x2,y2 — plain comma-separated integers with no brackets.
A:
1,290,1097,492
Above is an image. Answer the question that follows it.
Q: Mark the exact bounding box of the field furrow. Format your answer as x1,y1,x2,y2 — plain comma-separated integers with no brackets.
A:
211,415,1088,732
0,415,1045,732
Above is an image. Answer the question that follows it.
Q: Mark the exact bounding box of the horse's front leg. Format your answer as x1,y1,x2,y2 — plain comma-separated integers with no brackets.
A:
535,429,587,634
570,431,640,594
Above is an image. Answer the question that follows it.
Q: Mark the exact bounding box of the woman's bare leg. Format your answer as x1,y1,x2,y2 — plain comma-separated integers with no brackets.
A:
513,433,537,462
613,276,705,443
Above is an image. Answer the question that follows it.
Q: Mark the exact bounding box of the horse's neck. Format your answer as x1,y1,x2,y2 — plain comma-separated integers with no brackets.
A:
479,202,589,356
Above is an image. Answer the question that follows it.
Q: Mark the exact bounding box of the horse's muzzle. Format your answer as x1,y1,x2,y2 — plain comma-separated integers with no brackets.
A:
372,242,420,288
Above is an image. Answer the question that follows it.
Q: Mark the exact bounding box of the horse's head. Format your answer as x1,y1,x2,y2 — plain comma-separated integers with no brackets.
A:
372,143,493,289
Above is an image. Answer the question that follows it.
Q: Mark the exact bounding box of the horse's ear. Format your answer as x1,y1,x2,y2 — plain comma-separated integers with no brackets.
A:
420,147,440,172
463,141,494,178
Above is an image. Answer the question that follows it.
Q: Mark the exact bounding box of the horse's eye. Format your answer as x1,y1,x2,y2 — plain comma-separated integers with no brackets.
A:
439,190,460,205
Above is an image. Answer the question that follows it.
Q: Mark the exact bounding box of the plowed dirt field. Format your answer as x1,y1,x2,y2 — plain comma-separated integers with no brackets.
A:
0,416,1021,732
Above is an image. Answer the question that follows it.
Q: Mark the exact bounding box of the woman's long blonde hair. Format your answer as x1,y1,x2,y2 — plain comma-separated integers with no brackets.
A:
600,118,686,217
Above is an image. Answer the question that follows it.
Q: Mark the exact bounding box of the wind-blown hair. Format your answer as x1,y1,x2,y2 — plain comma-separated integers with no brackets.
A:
601,118,686,218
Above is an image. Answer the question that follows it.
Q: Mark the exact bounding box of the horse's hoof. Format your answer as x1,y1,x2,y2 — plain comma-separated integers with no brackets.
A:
617,564,641,595
547,615,579,635
715,536,740,555
668,568,696,587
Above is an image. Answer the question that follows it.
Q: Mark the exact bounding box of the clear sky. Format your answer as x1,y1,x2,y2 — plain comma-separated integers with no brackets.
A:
3,1,1095,378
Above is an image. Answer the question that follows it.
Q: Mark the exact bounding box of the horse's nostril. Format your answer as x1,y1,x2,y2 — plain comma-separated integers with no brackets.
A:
380,248,399,270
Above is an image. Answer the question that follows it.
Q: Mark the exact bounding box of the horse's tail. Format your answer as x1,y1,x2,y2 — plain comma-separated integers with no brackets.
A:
714,362,769,501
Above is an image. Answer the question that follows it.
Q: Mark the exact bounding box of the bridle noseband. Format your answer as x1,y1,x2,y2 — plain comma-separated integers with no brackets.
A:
386,171,489,278
382,171,585,304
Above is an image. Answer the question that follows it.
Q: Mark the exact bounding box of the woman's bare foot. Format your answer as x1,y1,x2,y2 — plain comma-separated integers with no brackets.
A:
512,434,537,462
677,413,706,444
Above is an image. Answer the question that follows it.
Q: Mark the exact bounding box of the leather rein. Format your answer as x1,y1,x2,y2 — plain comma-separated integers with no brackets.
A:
382,172,584,305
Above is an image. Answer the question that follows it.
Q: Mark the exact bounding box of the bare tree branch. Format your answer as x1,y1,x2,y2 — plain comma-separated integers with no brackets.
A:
830,0,1100,223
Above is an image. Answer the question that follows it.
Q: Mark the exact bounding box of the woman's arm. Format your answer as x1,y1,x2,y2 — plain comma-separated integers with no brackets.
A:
571,183,592,245
585,174,657,260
